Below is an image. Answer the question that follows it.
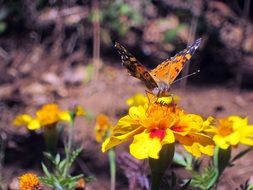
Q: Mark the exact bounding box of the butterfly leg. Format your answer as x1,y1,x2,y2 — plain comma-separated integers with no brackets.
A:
170,94,177,112
145,90,157,114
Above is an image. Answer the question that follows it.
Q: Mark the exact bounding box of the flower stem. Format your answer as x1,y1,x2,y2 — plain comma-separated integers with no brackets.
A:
44,124,58,156
149,143,175,190
108,149,116,190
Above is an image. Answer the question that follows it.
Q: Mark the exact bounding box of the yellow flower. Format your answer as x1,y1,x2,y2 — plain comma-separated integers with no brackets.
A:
36,104,71,125
213,116,253,149
126,93,148,106
95,114,112,143
102,102,214,159
19,173,41,190
13,103,73,130
13,114,41,130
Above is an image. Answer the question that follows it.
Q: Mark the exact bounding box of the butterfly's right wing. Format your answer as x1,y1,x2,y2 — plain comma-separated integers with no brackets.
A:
115,42,158,91
150,38,202,84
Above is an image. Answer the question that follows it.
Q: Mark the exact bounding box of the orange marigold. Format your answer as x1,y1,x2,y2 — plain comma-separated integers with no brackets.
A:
19,173,41,190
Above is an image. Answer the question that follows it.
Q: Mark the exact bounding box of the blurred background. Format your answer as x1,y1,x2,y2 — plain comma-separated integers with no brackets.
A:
0,0,253,189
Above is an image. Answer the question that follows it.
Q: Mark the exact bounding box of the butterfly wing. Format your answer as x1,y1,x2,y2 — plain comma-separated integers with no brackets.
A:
150,38,202,84
115,42,158,91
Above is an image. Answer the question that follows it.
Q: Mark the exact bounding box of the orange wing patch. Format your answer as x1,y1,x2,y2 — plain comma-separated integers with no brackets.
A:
150,38,201,84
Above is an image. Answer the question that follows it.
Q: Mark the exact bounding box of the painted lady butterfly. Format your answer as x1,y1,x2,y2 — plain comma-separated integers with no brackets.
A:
115,38,201,97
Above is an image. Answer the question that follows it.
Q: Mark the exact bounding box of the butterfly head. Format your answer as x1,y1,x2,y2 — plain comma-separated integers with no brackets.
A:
152,82,171,97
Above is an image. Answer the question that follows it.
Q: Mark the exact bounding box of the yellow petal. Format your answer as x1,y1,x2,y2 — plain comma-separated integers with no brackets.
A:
102,127,143,152
13,114,33,126
176,133,214,156
130,132,161,159
58,111,71,122
240,137,253,146
27,119,41,130
161,129,175,145
184,143,202,157
213,135,230,149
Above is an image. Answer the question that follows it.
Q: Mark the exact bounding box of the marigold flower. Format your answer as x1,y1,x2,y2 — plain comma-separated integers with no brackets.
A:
19,173,41,190
95,114,112,143
102,102,214,159
36,104,71,125
13,103,74,130
213,116,253,149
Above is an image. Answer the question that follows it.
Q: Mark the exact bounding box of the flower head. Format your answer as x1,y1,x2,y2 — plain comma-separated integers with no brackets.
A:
36,104,71,125
95,114,112,143
102,101,214,159
213,116,253,149
19,173,41,190
13,103,76,130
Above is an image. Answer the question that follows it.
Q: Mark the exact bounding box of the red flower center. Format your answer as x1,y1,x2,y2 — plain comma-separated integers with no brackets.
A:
172,125,184,132
150,129,166,141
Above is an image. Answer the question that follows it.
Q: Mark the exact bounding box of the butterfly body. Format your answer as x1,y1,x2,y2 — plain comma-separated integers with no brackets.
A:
115,38,201,97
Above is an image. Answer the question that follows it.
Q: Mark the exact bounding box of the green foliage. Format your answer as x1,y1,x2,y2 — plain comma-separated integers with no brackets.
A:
40,148,83,190
173,151,194,170
190,166,218,190
101,2,143,36
164,24,186,43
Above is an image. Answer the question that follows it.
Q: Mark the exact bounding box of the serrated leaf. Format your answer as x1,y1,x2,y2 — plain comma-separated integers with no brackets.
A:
42,163,51,178
69,148,82,166
59,159,67,173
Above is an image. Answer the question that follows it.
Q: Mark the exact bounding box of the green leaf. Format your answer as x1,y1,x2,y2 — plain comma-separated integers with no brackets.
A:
55,154,60,165
164,24,186,43
173,152,188,167
69,147,82,166
42,163,51,178
190,167,218,190
59,159,67,173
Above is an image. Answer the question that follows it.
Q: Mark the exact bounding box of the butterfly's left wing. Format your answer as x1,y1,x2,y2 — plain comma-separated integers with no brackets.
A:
115,42,158,91
150,38,202,84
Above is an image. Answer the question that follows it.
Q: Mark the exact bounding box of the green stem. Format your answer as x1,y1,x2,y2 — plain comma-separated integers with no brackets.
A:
150,172,164,190
149,143,175,190
44,124,58,156
108,149,116,190
214,146,231,176
64,113,75,177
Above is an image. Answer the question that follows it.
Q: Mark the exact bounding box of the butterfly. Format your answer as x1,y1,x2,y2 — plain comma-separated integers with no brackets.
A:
115,38,202,97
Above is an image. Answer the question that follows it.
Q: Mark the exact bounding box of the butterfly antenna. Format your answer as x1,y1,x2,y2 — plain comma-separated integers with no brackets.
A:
172,70,200,84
